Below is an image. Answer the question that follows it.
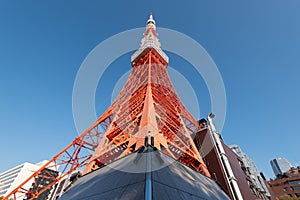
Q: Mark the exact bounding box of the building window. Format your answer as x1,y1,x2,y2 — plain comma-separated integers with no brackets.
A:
0,166,23,179
288,179,300,185
0,185,10,191
0,170,21,181
295,193,300,197
283,187,288,191
291,185,300,191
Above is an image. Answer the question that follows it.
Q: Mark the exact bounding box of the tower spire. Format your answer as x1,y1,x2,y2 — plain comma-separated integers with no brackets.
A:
131,12,169,65
147,12,155,26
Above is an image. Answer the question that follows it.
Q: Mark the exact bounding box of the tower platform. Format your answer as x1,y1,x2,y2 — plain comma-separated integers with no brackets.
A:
60,147,229,200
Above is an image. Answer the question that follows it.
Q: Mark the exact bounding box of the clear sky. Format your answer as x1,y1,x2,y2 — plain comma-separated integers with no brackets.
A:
0,1,299,179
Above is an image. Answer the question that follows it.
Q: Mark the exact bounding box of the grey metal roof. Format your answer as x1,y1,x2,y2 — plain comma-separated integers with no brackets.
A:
60,149,230,200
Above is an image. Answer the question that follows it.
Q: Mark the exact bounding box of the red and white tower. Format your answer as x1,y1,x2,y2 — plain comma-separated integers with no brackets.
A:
84,13,210,176
4,13,223,200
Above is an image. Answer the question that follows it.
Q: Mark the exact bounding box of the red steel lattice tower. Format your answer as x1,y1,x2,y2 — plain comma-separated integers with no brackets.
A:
84,13,210,176
4,13,209,200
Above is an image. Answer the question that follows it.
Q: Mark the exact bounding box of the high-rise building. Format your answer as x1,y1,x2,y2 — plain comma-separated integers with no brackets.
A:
0,161,49,199
270,158,293,177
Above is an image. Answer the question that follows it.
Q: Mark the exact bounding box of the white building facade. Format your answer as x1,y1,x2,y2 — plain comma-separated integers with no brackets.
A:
0,160,48,199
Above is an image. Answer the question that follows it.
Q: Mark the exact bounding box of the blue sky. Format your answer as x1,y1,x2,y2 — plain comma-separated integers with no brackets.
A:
0,1,299,179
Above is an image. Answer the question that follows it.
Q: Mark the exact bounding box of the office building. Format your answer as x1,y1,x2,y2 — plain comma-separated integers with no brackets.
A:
270,158,293,177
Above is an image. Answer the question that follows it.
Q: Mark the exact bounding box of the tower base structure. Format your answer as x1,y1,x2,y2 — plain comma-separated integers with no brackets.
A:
60,147,230,200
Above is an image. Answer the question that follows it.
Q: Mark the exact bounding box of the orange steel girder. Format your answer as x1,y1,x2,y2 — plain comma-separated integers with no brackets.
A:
84,49,210,177
3,114,113,200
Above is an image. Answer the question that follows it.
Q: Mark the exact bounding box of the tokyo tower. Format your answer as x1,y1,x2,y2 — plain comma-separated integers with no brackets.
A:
83,13,210,176
4,13,229,200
